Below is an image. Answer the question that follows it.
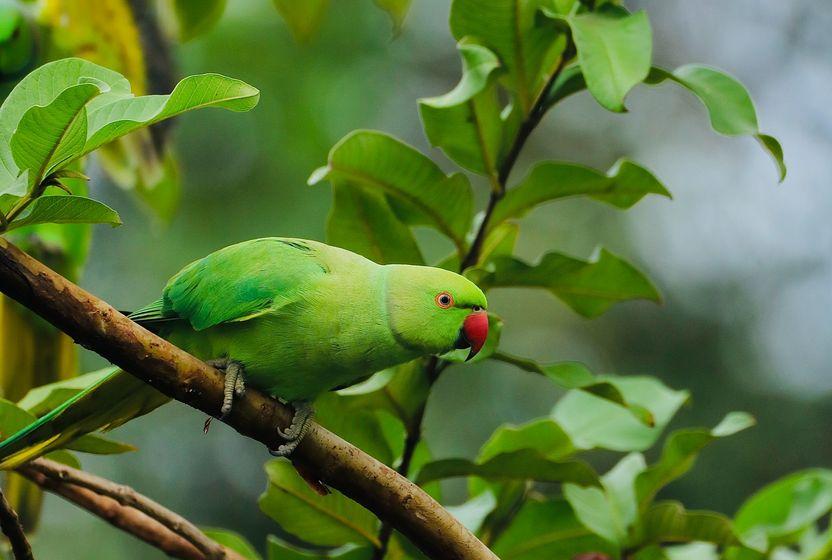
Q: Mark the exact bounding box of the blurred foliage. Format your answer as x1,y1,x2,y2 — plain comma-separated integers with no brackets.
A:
0,1,825,560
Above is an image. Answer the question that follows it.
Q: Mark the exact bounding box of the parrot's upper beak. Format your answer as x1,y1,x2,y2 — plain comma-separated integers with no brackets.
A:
455,311,489,361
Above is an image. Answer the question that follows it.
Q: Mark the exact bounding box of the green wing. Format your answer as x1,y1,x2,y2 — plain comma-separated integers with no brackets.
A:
132,238,329,331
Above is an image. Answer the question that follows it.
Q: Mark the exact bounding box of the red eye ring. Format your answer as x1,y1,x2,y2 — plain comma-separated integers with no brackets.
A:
435,292,454,309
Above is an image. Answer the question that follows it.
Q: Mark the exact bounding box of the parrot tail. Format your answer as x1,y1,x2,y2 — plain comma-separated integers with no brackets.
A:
0,368,169,469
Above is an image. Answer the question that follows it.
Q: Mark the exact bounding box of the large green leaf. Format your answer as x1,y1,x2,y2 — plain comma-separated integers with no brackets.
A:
259,461,380,548
638,502,739,548
267,536,372,560
326,183,423,265
450,0,567,114
566,8,652,112
490,159,670,228
311,130,473,251
472,248,660,318
6,195,121,231
635,412,755,510
647,65,785,181
83,73,259,155
314,392,395,465
733,469,832,551
491,497,616,560
563,483,625,546
415,449,598,487
172,0,228,41
18,368,115,416
478,418,574,463
336,360,429,429
273,0,330,42
0,58,130,186
553,376,689,452
419,42,503,177
492,354,654,425
10,82,101,190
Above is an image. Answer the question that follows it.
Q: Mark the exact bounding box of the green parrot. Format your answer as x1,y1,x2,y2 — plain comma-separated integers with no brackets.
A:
0,237,488,467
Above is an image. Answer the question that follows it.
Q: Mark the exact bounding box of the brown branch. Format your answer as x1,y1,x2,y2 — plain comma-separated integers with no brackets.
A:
0,237,496,560
24,459,225,560
0,487,33,560
17,465,222,560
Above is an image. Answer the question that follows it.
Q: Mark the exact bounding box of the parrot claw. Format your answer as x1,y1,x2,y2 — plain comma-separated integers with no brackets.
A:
208,358,246,419
269,401,314,457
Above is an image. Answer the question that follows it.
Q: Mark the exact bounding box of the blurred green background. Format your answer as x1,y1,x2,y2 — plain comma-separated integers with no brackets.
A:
27,0,832,557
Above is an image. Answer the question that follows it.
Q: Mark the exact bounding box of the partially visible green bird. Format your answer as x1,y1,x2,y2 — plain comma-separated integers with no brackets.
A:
0,238,488,467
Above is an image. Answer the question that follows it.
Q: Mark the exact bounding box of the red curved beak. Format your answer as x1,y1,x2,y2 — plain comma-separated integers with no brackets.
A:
462,312,489,361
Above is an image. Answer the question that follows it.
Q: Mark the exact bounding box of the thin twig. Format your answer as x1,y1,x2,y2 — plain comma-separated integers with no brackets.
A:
0,238,496,560
25,459,225,560
17,466,228,560
0,487,33,560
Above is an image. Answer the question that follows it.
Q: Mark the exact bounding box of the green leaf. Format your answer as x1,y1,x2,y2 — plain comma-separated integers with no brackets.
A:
18,368,115,416
647,65,786,181
259,460,380,547
0,58,130,186
10,82,102,190
491,497,616,560
373,0,411,34
44,449,81,470
203,529,261,560
544,63,586,108
172,0,227,41
311,130,473,252
490,159,670,228
336,360,429,428
442,313,502,363
419,42,503,177
415,449,598,487
638,502,739,548
635,412,755,510
567,8,652,112
6,195,120,231
450,0,568,114
314,392,394,465
326,183,423,265
267,536,372,560
445,491,497,533
734,469,832,551
478,418,574,462
273,0,330,42
0,398,37,438
66,434,136,456
553,375,689,452
83,73,259,155
564,483,625,546
602,453,647,532
472,248,660,318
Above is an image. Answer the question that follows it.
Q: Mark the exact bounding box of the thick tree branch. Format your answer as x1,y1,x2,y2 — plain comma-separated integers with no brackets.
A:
0,487,32,560
0,237,496,560
24,459,225,559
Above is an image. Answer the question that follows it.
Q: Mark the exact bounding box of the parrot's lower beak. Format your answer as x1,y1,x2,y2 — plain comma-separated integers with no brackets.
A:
455,311,489,361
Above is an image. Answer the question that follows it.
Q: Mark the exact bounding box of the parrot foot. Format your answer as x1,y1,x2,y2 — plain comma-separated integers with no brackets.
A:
269,401,314,457
207,358,246,419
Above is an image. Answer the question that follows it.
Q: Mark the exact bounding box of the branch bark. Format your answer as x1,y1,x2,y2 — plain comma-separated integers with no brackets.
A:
24,459,225,559
0,487,33,560
0,237,497,560
17,464,224,560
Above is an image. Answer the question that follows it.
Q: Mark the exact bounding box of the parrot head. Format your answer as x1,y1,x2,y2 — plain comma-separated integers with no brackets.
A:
386,265,489,361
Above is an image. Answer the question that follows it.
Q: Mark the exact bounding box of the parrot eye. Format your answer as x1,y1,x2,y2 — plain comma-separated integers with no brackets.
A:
435,292,454,308
472,305,483,312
